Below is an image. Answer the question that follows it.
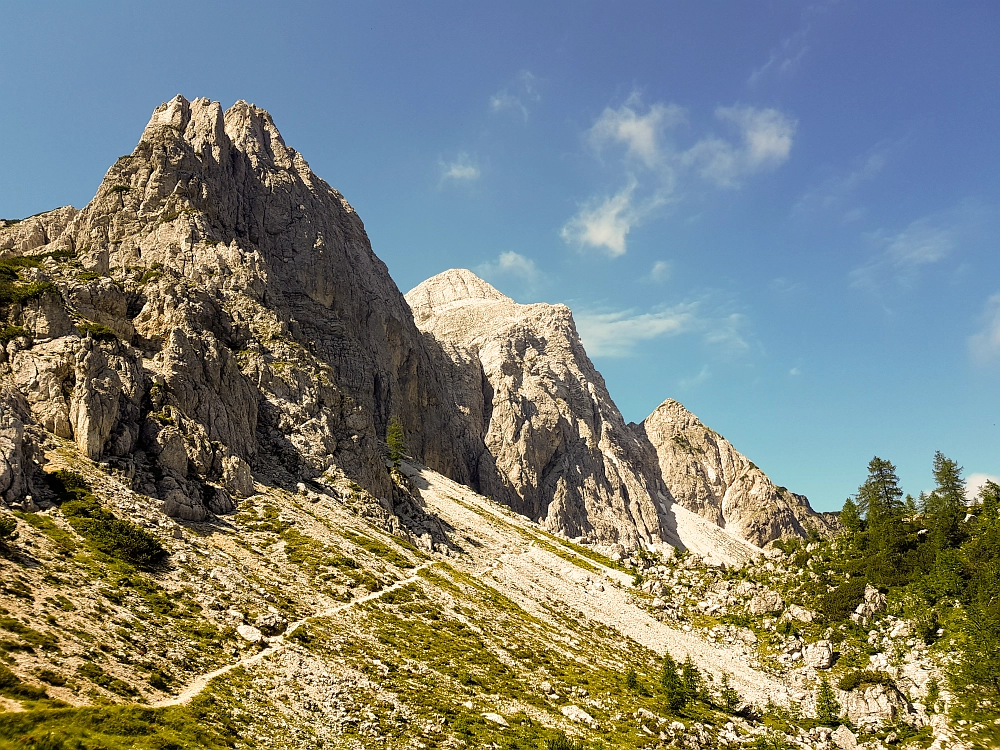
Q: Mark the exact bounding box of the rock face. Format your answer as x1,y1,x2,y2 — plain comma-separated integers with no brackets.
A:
843,683,914,730
632,399,832,546
0,94,827,554
0,95,470,519
406,269,666,546
407,269,829,550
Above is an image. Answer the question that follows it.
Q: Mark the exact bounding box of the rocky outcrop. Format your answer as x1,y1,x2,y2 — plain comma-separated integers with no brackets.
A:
0,94,826,553
0,95,470,519
406,269,668,547
407,269,828,550
632,399,833,546
843,683,915,730
0,206,78,255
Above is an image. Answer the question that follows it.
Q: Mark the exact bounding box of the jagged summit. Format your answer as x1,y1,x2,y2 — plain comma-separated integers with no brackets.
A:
0,94,826,553
406,268,510,320
633,398,831,545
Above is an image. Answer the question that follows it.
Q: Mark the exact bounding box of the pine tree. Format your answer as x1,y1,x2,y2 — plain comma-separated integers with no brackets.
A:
661,652,686,712
681,655,701,704
718,672,740,712
840,497,861,534
386,416,406,467
926,452,966,550
815,676,841,725
856,456,904,527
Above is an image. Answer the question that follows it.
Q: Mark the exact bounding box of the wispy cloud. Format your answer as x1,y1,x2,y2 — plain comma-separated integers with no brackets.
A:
969,293,1000,367
574,304,696,357
683,106,797,188
648,260,671,283
490,70,540,121
794,141,898,220
563,96,796,255
440,153,480,183
588,95,686,169
560,182,666,257
574,299,752,358
851,213,958,290
748,27,810,87
477,251,542,287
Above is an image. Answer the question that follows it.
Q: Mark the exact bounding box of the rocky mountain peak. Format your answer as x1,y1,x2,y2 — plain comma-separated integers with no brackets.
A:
406,268,511,321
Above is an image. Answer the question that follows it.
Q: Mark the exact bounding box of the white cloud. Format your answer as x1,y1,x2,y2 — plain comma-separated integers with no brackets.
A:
684,106,796,188
789,367,801,376
574,300,751,358
477,251,541,286
679,365,711,389
648,260,671,283
574,304,696,357
966,473,1000,503
969,293,1000,366
560,183,640,257
440,153,480,183
588,96,686,168
565,97,796,255
851,214,957,290
490,70,540,121
702,312,751,355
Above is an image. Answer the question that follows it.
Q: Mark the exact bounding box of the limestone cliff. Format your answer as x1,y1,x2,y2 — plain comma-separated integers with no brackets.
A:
0,94,825,553
407,270,830,550
631,399,833,546
406,269,667,547
0,95,470,520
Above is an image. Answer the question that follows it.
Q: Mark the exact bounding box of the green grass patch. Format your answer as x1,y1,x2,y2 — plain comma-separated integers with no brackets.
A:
45,470,166,568
0,698,236,750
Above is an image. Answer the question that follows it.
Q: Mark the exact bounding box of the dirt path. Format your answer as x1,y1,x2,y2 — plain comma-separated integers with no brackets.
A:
155,561,436,707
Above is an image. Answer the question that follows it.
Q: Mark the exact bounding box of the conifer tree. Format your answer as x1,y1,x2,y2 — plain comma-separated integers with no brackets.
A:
681,655,701,703
926,452,966,550
815,676,841,725
386,416,406,467
661,652,686,712
840,497,861,533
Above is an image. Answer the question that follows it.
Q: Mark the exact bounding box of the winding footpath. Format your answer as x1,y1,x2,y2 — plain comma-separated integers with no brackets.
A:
154,561,437,708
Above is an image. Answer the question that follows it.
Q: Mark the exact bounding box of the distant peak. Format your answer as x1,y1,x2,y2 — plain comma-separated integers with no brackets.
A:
405,269,510,314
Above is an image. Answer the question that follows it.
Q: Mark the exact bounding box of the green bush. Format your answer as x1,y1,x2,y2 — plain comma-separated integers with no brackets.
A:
837,669,896,692
0,326,29,345
75,321,118,341
0,515,16,541
819,578,866,622
546,731,585,750
0,280,58,306
0,664,48,701
44,471,166,568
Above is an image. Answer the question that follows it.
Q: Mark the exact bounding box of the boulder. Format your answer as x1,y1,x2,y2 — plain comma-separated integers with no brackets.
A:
831,724,858,750
843,682,913,730
802,640,834,669
850,584,887,627
748,589,785,615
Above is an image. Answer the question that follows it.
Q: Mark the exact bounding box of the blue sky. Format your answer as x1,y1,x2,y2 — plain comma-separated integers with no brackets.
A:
2,1,999,510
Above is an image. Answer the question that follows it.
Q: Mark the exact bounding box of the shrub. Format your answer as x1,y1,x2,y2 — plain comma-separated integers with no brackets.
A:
77,271,101,282
75,321,118,341
0,326,29,345
837,669,896,692
0,280,58,306
44,471,166,568
546,731,585,750
0,515,16,541
0,664,48,701
819,578,866,622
